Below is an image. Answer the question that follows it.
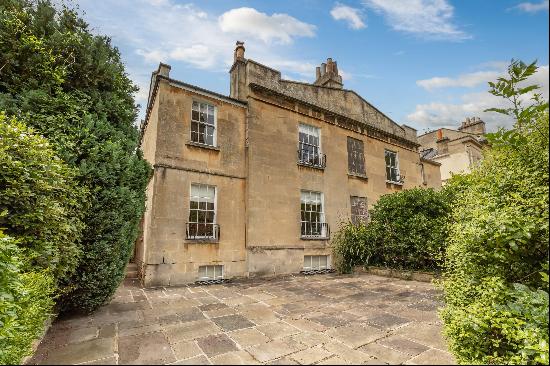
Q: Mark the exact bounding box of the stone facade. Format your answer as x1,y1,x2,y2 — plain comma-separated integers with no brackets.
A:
418,117,487,184
138,43,441,286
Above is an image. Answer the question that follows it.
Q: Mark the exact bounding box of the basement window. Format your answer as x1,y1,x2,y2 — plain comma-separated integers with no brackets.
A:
191,101,216,146
304,255,329,270
198,265,223,280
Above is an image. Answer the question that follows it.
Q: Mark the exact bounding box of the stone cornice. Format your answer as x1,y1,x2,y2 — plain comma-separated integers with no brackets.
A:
249,83,420,151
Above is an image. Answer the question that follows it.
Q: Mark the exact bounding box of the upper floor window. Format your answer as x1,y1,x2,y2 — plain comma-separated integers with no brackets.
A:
347,137,366,175
298,124,325,168
385,150,402,183
187,183,218,240
191,101,216,146
350,196,368,224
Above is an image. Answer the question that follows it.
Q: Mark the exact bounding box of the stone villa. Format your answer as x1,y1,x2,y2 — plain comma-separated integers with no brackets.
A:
418,118,487,184
136,42,441,286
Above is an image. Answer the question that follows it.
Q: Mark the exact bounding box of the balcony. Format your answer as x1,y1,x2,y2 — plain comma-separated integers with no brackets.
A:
297,149,326,169
186,223,220,242
300,221,330,240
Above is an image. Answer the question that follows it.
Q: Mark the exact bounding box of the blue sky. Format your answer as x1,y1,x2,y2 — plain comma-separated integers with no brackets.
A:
73,0,549,132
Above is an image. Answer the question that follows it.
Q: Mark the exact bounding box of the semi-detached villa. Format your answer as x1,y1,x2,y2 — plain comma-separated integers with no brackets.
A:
136,41,442,286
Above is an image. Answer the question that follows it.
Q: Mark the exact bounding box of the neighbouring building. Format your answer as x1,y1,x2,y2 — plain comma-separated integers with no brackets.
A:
137,42,442,286
418,117,488,184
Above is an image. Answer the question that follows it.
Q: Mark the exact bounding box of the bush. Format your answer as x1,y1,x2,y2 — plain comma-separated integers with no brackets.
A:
0,230,55,365
333,187,452,273
441,60,549,364
0,115,83,363
0,114,86,283
0,0,152,312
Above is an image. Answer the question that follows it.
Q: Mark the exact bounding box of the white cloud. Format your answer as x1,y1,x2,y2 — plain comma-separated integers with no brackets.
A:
218,7,316,44
331,4,366,30
417,70,504,90
513,0,549,13
408,64,549,132
362,0,470,40
74,0,319,114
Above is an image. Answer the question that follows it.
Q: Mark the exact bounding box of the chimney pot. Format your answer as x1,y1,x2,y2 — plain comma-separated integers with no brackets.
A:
437,129,443,140
234,41,245,62
316,66,321,79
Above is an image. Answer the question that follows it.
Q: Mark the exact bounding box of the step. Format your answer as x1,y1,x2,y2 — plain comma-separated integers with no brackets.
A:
125,270,138,279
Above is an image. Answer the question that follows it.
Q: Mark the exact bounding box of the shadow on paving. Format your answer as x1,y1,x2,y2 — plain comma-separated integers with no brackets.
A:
27,273,455,365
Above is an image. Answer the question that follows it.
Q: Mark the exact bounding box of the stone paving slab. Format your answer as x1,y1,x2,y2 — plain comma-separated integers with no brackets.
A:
28,274,456,365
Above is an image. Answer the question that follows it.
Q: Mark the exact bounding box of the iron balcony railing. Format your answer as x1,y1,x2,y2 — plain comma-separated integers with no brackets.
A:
297,149,326,169
186,223,220,241
300,221,330,239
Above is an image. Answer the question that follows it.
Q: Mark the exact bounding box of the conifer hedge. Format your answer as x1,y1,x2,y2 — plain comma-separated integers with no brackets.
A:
0,0,151,312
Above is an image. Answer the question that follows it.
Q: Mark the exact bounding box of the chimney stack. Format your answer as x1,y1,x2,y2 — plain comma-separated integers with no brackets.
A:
234,41,245,62
458,116,486,135
314,57,343,89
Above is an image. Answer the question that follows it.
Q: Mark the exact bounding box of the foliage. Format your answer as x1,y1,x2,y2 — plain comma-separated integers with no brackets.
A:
0,229,55,365
0,0,152,312
333,188,452,273
441,60,549,365
0,116,74,364
0,114,86,282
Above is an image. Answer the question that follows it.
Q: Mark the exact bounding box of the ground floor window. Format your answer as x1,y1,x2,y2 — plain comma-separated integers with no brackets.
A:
188,183,217,239
304,255,329,270
350,196,368,224
198,265,223,280
300,190,328,238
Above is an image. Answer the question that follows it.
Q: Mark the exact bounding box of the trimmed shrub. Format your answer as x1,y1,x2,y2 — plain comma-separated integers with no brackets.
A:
0,0,152,312
0,229,55,365
0,115,84,363
441,61,549,364
333,187,452,273
0,114,86,283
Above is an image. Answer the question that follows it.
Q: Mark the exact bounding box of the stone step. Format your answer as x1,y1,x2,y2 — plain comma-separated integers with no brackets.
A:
125,263,138,279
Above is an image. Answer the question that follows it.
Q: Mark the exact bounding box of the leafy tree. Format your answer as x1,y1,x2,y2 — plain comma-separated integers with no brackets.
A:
441,60,549,364
0,0,151,311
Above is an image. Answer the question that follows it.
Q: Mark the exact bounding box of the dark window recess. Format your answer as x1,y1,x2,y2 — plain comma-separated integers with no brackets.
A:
347,137,366,175
350,196,368,224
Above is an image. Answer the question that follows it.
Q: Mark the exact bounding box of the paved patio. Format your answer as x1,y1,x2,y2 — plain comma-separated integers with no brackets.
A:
28,273,456,365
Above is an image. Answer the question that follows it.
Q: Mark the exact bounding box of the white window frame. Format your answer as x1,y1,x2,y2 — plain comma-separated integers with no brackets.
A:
198,265,224,280
298,123,322,165
188,183,217,239
300,190,328,238
385,149,401,183
303,255,330,270
191,101,217,147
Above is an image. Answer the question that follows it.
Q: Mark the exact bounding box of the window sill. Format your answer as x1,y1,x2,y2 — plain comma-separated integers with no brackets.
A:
348,172,368,181
186,141,220,151
185,239,219,244
386,180,404,186
300,236,330,241
297,161,325,171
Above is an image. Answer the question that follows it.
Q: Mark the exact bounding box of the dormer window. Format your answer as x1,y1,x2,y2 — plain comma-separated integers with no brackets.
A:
191,101,216,146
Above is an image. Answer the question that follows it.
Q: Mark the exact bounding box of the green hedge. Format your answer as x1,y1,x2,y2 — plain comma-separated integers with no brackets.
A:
441,61,549,365
0,115,85,363
0,0,151,312
332,187,452,273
